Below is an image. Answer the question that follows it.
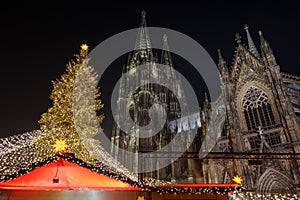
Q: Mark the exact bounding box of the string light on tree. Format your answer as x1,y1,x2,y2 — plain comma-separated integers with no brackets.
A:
0,43,139,184
36,43,105,163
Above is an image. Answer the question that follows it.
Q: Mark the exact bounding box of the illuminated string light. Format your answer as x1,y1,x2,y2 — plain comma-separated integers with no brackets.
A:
229,191,300,200
36,44,104,163
0,45,137,187
0,130,43,156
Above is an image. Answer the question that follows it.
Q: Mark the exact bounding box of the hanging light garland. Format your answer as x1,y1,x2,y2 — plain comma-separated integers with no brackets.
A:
229,191,300,200
2,138,299,198
0,130,43,156
0,153,148,190
152,185,239,195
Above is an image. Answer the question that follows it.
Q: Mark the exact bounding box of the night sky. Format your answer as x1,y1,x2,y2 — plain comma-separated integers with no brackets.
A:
1,1,299,138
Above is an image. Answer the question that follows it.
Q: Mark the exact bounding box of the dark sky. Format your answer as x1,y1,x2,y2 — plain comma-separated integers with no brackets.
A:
0,1,299,138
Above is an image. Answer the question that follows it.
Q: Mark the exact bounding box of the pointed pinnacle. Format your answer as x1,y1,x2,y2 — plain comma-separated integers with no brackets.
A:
139,10,147,27
244,24,260,57
217,49,228,73
244,24,249,31
258,30,268,48
218,49,223,60
161,34,173,67
204,92,209,102
163,34,168,42
141,10,146,18
235,33,241,44
258,30,263,42
218,49,225,65
258,30,275,65
258,30,266,43
134,10,153,59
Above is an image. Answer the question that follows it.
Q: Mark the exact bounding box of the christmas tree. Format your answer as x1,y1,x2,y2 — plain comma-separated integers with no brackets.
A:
37,44,104,163
0,44,138,183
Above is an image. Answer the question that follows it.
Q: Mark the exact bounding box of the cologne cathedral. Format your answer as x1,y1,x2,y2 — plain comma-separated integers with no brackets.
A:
110,11,200,182
110,11,300,193
204,26,300,193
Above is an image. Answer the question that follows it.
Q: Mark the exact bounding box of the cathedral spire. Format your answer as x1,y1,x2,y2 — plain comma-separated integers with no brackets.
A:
133,10,153,61
259,30,277,66
161,34,173,67
244,24,260,58
217,49,229,86
258,30,266,45
203,92,211,120
235,33,242,44
217,49,228,75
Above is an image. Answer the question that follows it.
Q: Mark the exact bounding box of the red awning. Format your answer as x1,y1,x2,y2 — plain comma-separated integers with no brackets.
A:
155,183,238,188
0,158,141,191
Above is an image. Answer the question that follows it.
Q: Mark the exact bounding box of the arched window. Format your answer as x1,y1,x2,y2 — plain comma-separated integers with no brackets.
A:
242,86,276,130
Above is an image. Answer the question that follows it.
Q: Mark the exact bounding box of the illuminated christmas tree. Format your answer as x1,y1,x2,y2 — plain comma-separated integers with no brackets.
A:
37,44,104,163
0,44,138,183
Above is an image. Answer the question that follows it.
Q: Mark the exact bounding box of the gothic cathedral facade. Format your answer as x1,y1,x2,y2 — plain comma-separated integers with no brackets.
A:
110,11,300,192
110,11,197,182
205,26,300,193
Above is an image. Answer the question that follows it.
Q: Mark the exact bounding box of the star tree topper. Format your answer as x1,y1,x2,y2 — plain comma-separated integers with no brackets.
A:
137,196,145,200
232,175,243,185
52,139,68,152
80,43,89,51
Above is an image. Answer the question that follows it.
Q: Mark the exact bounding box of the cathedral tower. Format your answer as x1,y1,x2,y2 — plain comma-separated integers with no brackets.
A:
110,11,199,182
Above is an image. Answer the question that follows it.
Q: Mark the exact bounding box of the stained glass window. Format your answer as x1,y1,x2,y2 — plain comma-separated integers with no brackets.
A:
242,86,276,130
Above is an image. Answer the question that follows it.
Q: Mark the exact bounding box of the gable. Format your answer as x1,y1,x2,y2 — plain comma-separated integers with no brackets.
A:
231,44,264,86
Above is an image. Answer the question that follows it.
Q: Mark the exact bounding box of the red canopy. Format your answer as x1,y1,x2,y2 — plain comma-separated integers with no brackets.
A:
0,158,141,191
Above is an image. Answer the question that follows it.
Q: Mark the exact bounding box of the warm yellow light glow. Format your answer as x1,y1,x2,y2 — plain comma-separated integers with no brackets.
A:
52,139,68,152
80,43,89,51
232,175,243,185
137,196,145,200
